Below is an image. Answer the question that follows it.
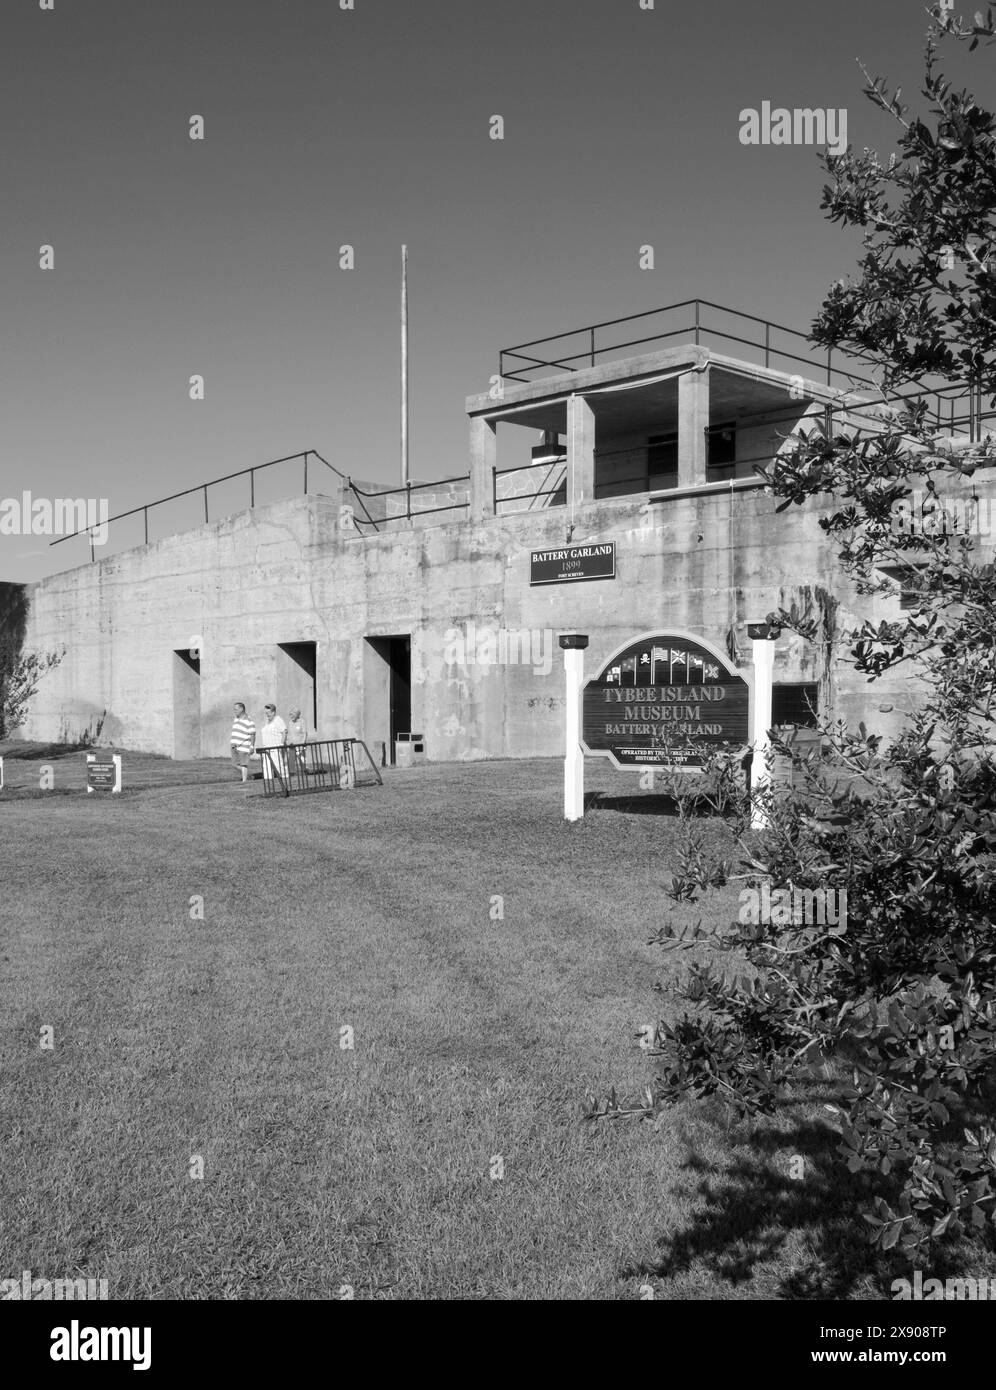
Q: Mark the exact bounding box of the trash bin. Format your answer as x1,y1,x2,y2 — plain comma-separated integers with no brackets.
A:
394,733,425,767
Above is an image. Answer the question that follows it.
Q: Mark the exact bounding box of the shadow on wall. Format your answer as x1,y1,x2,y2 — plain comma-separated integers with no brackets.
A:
0,582,28,740
1,583,99,746
58,706,114,748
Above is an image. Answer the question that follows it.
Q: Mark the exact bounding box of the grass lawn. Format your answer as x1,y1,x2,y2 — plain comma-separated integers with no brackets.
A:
0,746,969,1299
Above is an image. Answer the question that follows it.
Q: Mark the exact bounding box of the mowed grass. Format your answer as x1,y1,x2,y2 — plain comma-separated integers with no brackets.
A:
0,748,905,1300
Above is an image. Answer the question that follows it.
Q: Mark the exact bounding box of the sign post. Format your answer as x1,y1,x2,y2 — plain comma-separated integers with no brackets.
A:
86,754,122,794
747,623,777,829
559,633,589,822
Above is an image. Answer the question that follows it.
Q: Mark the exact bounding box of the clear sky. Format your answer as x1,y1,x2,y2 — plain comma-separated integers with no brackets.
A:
0,0,979,579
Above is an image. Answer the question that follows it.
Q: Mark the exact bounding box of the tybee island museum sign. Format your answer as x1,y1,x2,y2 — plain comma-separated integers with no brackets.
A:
581,631,750,769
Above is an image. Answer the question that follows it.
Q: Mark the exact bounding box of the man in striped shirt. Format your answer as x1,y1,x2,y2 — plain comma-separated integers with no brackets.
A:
230,702,256,782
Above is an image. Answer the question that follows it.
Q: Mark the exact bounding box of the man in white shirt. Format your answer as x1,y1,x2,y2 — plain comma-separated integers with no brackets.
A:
257,703,288,782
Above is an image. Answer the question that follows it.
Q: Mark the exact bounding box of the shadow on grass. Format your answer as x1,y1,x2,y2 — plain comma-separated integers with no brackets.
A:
586,791,733,818
0,739,104,760
620,1101,991,1299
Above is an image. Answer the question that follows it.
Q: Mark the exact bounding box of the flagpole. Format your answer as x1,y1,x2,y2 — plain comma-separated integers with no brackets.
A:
401,244,409,486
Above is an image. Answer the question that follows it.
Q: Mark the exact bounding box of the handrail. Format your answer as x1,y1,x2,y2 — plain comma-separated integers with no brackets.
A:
502,298,702,356
346,473,471,525
499,298,879,391
49,448,348,562
492,456,565,476
499,298,992,436
343,482,382,533
348,473,469,497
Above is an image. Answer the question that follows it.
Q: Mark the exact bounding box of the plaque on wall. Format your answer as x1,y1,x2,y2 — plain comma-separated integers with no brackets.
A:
530,543,615,586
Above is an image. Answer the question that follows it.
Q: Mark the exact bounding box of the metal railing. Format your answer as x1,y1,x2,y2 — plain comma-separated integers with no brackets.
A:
492,457,567,514
50,449,348,562
498,298,996,438
499,299,877,390
347,475,470,531
259,738,383,798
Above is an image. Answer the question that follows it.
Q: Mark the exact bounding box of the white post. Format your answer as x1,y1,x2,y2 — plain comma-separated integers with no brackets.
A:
750,631,775,829
560,633,588,821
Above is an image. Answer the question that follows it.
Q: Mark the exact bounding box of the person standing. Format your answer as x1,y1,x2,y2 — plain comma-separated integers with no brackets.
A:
257,702,288,783
230,702,256,782
287,707,310,780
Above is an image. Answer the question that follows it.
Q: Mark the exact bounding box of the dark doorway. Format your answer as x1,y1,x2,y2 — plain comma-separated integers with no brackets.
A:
277,642,318,730
364,636,411,764
172,649,201,759
772,682,819,729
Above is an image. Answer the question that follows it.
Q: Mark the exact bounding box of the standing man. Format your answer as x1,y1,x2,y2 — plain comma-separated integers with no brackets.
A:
257,702,288,784
287,707,310,780
230,702,256,783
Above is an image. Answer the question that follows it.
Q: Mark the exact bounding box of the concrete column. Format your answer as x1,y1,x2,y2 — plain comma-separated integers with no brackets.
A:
560,633,589,821
566,395,595,511
750,634,775,829
678,366,710,488
320,472,345,528
469,416,497,521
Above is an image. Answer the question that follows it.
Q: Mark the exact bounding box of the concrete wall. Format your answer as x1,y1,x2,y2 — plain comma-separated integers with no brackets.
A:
17,342,981,763
17,478,927,761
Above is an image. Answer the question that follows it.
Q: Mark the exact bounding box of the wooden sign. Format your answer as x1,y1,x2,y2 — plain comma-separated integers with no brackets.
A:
582,630,750,769
530,543,615,586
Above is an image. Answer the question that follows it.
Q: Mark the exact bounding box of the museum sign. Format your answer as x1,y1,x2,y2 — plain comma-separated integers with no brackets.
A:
581,631,750,769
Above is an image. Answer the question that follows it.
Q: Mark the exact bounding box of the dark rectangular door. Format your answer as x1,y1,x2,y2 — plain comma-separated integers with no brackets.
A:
388,637,411,751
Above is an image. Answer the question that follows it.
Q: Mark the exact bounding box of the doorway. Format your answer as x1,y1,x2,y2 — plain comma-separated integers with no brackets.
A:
276,642,318,731
364,635,411,763
172,649,201,759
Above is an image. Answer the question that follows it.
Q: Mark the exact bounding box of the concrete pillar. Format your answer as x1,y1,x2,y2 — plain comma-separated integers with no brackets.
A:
566,395,595,511
320,471,345,526
560,633,589,821
750,634,775,829
678,366,710,488
469,416,497,521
